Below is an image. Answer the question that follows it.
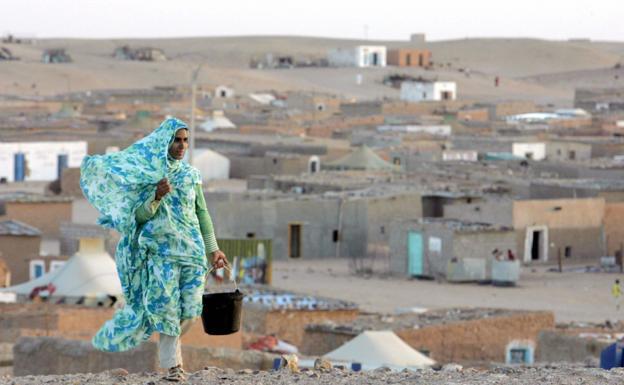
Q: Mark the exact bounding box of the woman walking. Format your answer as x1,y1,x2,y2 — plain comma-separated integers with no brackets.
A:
80,117,227,381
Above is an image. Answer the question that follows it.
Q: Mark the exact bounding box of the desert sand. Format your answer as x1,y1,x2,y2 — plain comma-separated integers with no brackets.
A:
2,36,623,104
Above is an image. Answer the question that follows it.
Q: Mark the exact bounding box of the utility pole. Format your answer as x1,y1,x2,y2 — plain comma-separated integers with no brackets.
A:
189,64,203,165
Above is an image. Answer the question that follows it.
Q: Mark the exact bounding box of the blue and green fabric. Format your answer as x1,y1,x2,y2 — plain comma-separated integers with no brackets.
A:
80,117,217,352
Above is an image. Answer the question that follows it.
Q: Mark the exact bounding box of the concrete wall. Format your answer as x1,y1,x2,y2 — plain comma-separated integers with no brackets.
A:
444,200,514,227
387,49,431,67
604,202,624,255
513,198,606,262
302,311,555,363
13,337,277,375
537,331,610,363
208,193,421,260
245,309,359,347
389,220,454,278
546,142,592,162
512,143,546,161
0,141,87,182
452,231,516,266
0,303,241,349
397,311,554,363
2,201,72,238
229,155,308,179
0,235,41,285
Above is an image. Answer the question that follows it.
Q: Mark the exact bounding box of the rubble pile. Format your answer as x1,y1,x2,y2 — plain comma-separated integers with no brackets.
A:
2,364,624,385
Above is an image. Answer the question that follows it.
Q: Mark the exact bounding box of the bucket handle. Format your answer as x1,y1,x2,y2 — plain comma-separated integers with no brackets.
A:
208,263,239,291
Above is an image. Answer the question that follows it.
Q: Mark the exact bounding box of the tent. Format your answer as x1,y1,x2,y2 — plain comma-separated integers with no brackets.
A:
0,238,122,304
323,330,435,371
323,145,398,171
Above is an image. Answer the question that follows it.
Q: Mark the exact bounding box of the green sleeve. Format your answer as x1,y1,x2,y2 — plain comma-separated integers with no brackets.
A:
136,195,160,225
195,184,219,254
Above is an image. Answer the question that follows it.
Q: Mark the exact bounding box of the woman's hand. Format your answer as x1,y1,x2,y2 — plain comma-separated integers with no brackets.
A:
211,250,228,269
155,178,172,201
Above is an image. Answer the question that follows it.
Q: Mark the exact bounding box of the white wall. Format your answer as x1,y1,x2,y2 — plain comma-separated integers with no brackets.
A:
328,47,358,67
0,141,87,182
400,81,457,102
328,46,386,67
442,150,478,161
378,124,452,136
433,82,457,100
512,142,546,160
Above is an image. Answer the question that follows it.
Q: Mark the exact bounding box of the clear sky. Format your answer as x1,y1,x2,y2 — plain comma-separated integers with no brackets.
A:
3,0,622,41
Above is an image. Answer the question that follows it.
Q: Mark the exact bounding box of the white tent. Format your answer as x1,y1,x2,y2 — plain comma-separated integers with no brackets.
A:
0,238,122,304
192,149,230,180
323,330,435,371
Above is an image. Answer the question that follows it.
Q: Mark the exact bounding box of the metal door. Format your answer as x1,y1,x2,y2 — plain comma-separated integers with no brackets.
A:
408,231,423,276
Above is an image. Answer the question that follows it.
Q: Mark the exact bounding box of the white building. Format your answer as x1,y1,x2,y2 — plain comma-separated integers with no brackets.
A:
328,46,387,67
192,149,230,180
377,124,452,136
400,81,457,102
442,150,479,162
0,141,87,182
512,142,546,161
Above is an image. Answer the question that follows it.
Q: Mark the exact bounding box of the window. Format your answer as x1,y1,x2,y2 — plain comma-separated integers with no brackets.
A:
29,260,45,279
50,260,65,273
569,150,576,160
393,157,401,165
289,224,302,258
565,246,572,258
380,226,385,234
333,230,339,243
246,232,256,239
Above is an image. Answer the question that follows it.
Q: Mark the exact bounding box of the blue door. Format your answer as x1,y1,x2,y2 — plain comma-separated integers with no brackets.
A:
408,231,423,276
14,153,25,182
57,154,68,179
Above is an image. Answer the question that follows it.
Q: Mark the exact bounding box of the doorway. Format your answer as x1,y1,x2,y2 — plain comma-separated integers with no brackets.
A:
524,226,548,262
371,53,379,66
441,91,453,100
288,223,302,259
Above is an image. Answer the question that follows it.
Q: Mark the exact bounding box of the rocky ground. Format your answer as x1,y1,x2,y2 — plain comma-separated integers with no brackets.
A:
1,365,624,385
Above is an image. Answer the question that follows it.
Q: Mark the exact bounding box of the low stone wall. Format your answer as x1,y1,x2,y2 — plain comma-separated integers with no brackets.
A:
302,311,555,364
397,311,555,363
244,306,359,347
13,337,278,376
537,330,611,363
0,303,241,349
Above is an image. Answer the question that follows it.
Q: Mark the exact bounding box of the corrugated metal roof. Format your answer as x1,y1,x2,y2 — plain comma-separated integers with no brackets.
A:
0,220,41,236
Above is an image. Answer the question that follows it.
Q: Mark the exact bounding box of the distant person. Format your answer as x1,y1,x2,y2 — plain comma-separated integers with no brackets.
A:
612,279,622,311
494,76,500,87
507,249,516,261
81,118,228,382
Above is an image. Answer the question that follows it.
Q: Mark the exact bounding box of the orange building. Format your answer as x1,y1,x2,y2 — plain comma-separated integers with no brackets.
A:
387,49,431,68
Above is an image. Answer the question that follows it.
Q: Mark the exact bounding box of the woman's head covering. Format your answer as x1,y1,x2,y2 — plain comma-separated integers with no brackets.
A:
80,117,198,233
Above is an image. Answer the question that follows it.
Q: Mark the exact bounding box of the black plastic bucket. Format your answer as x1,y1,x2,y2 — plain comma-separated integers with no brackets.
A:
201,289,244,335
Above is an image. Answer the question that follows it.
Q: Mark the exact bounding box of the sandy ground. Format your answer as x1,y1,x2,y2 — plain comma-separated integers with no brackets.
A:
2,365,624,385
272,258,624,323
2,36,622,104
